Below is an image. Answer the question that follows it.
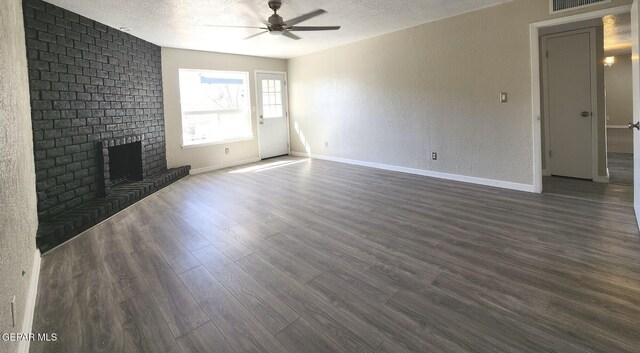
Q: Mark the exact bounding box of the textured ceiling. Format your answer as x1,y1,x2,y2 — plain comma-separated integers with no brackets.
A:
44,0,513,58
603,13,631,54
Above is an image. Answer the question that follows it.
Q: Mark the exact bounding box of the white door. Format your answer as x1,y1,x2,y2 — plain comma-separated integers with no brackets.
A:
544,31,594,179
631,0,640,226
257,72,289,159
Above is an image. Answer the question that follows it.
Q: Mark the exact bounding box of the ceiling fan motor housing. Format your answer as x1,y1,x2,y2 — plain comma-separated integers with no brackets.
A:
268,14,284,27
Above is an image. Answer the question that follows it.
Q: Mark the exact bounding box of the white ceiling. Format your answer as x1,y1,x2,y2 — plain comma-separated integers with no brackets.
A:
44,0,513,59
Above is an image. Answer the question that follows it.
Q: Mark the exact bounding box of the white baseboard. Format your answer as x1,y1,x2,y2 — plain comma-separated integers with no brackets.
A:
189,157,262,175
292,152,536,193
594,168,610,183
17,248,41,353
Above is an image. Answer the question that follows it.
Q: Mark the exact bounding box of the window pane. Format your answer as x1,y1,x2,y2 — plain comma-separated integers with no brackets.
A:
179,69,252,146
260,77,285,119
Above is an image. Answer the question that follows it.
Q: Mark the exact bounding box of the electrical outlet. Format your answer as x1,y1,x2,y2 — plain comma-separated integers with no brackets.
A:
324,142,328,148
225,148,229,155
432,152,438,160
500,92,508,103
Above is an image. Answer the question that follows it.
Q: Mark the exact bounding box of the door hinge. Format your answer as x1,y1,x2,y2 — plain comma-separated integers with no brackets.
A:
284,80,287,86
546,50,549,58
549,150,552,158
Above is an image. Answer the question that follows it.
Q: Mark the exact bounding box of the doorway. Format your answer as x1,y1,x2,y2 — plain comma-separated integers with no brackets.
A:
537,12,634,206
256,72,290,159
604,23,634,187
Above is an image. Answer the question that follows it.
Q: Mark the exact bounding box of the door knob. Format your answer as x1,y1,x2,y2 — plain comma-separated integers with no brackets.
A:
580,111,591,117
629,122,640,130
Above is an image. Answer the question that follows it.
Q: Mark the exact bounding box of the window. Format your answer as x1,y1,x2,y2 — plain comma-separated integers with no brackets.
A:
261,79,283,118
178,69,252,147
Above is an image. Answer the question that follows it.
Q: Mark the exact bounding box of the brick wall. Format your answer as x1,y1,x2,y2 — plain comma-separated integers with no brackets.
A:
23,0,167,220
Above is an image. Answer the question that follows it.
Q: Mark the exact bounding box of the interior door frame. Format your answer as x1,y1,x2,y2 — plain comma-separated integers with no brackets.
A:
529,4,632,193
632,0,640,228
541,28,599,180
254,70,291,159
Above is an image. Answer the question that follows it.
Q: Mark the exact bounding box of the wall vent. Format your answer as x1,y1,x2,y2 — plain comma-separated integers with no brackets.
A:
550,0,611,14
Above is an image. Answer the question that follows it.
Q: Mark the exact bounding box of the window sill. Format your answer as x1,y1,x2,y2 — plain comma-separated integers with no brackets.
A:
181,136,254,149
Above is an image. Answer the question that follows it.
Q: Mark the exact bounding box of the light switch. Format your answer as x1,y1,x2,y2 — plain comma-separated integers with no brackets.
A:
500,92,508,103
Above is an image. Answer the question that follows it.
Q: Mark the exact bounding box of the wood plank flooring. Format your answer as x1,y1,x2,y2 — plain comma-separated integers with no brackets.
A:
542,152,634,206
609,152,634,186
30,157,640,353
542,175,633,206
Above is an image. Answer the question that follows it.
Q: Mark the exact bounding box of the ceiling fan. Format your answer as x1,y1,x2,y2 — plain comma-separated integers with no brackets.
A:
208,0,341,40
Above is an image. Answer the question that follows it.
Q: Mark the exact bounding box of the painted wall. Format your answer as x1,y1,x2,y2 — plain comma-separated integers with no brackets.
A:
288,0,632,188
606,53,633,153
606,54,633,125
161,47,287,173
0,0,39,351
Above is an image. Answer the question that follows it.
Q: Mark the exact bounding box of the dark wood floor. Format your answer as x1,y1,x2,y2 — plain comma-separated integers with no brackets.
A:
30,157,640,353
543,152,634,206
542,153,633,206
542,176,633,206
609,152,634,186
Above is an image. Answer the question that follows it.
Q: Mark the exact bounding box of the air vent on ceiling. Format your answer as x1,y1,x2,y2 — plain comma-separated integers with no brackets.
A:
550,0,611,14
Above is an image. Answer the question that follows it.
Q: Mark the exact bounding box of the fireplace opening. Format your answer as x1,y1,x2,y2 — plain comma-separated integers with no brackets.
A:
108,141,143,186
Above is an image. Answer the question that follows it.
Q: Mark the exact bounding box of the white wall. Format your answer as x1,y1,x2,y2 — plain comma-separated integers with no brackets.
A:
161,47,287,173
0,0,40,352
606,53,633,125
606,53,633,153
288,0,632,189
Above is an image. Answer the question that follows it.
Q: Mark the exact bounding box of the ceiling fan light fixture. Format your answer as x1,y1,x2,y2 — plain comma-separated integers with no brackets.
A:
604,56,615,67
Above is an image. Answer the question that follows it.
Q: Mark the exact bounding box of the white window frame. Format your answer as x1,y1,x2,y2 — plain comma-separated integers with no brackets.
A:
178,69,253,148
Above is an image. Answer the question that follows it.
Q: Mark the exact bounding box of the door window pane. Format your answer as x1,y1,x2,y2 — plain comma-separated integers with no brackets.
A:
261,79,284,118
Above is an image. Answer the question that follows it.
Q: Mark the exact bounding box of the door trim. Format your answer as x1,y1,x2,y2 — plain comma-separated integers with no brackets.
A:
254,70,291,159
632,0,640,229
529,4,631,192
541,28,598,180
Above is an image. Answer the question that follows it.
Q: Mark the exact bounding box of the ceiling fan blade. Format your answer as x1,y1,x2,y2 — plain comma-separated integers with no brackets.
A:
204,25,267,29
282,31,301,40
244,31,269,40
241,2,270,26
289,26,341,31
283,9,326,26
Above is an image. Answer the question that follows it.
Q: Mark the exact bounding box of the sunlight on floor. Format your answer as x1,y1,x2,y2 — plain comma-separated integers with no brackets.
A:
228,159,307,174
